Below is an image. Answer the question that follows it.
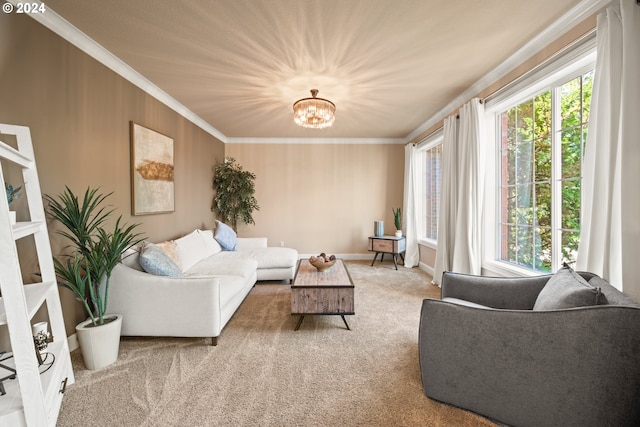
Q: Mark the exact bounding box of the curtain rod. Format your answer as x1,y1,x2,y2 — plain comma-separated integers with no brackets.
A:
455,98,484,119
484,28,596,105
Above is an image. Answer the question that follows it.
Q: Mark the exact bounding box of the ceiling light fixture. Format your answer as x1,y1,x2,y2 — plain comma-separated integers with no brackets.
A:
293,89,336,129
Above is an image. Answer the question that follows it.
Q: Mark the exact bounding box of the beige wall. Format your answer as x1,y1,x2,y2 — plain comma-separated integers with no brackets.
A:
226,143,404,255
0,14,224,336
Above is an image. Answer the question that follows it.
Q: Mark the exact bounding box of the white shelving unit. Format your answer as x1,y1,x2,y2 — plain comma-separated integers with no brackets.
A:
0,124,74,426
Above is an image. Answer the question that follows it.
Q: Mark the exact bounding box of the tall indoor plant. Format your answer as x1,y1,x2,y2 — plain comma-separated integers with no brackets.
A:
211,157,259,231
46,186,144,369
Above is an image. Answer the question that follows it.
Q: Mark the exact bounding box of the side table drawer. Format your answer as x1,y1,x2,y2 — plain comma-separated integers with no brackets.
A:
372,239,394,253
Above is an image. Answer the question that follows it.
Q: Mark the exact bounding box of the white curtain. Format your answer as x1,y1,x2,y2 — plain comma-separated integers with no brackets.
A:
452,99,485,275
403,143,420,267
433,99,485,285
432,116,458,285
577,0,640,301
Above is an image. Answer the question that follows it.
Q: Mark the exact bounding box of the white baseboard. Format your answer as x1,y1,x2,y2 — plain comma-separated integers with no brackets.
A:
419,261,434,278
67,333,79,352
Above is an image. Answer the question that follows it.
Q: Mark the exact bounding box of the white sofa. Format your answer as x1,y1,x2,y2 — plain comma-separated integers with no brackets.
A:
107,229,298,345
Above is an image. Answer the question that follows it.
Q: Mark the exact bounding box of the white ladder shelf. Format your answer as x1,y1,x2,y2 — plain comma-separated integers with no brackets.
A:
0,124,74,426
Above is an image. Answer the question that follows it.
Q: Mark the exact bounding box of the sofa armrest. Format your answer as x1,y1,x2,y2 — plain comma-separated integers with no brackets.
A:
107,263,223,337
419,299,640,427
441,271,551,309
236,237,268,250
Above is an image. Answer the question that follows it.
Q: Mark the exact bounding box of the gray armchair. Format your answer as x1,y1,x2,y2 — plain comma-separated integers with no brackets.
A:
419,271,640,427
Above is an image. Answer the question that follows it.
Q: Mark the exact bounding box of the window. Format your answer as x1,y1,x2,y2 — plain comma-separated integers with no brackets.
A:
498,70,593,273
423,143,442,241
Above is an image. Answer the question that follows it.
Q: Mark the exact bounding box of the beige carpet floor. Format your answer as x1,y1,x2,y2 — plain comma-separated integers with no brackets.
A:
57,260,496,426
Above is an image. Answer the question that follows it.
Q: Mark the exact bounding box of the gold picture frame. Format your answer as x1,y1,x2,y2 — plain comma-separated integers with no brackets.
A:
130,122,175,215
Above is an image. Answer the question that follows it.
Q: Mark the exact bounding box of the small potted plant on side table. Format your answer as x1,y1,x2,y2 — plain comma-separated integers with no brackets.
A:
393,207,402,237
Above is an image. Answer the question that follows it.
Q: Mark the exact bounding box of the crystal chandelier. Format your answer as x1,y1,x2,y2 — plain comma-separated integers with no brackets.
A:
292,89,336,129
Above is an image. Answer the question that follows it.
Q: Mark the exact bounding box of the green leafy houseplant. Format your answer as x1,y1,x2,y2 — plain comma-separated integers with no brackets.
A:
45,187,144,327
211,157,260,231
5,182,22,207
393,207,402,231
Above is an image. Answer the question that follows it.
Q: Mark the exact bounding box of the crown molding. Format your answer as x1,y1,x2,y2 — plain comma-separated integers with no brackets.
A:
404,0,610,143
227,137,405,145
19,1,228,143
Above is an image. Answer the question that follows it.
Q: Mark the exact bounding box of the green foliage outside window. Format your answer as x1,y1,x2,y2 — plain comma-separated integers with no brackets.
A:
499,71,593,272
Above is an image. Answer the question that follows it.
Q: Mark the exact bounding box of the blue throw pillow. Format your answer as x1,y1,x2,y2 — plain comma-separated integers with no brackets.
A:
214,221,237,251
139,244,182,277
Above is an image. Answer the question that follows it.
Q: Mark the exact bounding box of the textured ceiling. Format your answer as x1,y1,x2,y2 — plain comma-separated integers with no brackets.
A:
45,0,583,140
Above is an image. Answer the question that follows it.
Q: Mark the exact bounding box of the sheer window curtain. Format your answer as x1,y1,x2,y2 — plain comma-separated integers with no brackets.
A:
432,116,458,284
403,144,420,267
577,0,640,301
452,99,485,275
433,99,485,285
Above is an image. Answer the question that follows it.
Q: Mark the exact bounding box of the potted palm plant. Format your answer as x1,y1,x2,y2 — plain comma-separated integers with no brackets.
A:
211,157,259,231
393,207,402,237
46,186,144,370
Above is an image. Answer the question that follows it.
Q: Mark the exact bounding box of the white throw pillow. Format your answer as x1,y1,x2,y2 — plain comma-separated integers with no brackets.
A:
197,229,222,257
174,230,209,272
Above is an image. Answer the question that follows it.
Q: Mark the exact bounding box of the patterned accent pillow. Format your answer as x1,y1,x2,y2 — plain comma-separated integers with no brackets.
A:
214,221,237,251
155,240,183,270
139,244,182,277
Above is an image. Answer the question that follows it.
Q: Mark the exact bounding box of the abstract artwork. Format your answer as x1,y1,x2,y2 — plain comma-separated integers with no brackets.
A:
130,122,174,215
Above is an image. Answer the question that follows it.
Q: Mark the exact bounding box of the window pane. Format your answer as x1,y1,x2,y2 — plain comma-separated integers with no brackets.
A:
424,143,442,240
582,71,594,123
501,224,516,263
534,137,551,182
497,66,592,273
535,227,552,272
561,230,580,265
534,91,551,140
561,76,582,129
561,179,580,230
502,138,516,186
517,100,534,142
502,185,516,224
517,226,534,269
534,182,551,227
515,184,533,226
561,128,582,179
516,140,533,185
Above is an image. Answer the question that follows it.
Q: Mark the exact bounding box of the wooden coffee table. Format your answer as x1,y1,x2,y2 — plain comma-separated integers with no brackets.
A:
291,259,354,330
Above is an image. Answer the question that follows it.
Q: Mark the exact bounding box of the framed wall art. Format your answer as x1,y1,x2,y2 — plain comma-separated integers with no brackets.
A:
130,122,175,215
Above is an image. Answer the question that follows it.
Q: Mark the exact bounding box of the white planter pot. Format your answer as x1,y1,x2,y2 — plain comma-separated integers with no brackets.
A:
395,230,403,237
76,314,122,370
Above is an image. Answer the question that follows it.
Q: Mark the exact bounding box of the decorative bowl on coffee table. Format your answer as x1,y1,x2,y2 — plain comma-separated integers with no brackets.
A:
309,258,336,272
